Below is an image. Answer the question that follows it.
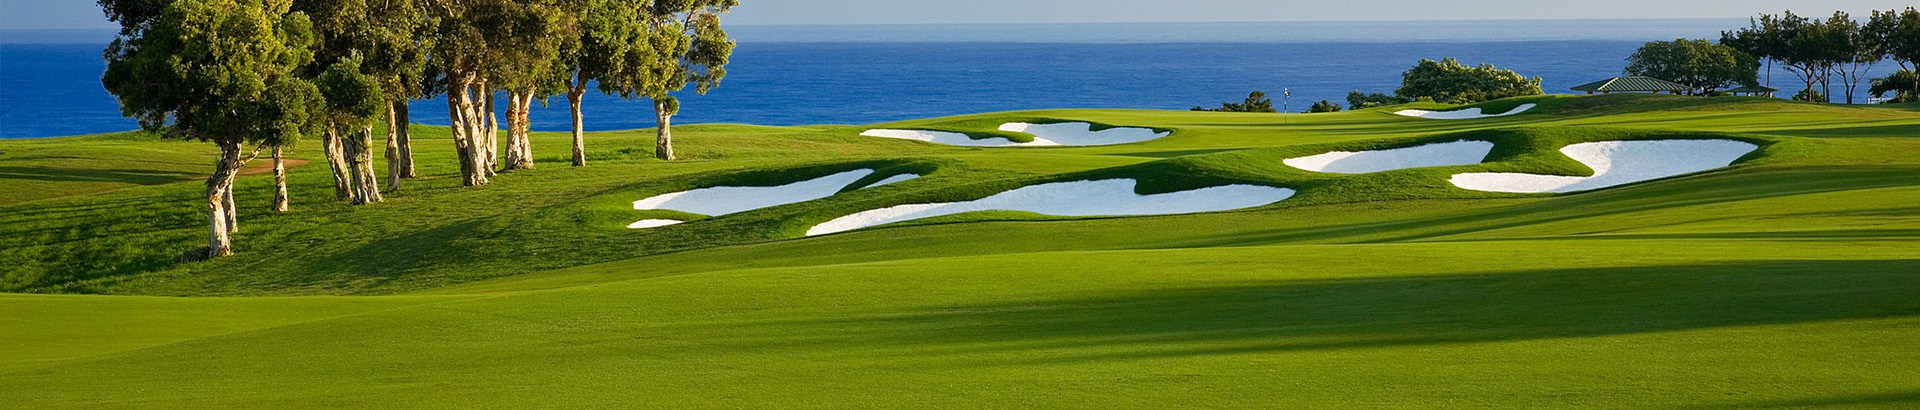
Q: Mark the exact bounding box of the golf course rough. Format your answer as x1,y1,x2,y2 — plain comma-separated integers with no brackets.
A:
1450,139,1759,193
1395,103,1538,120
806,179,1295,236
862,121,1169,146
1284,140,1496,174
633,169,919,216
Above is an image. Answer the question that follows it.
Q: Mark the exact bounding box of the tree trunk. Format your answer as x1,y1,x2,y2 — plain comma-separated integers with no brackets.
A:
385,103,402,191
272,145,288,212
205,141,260,258
1820,65,1833,103
569,76,586,167
653,99,675,161
448,78,490,187
346,126,384,205
394,101,415,178
482,82,499,176
223,180,237,233
502,91,535,171
322,125,351,200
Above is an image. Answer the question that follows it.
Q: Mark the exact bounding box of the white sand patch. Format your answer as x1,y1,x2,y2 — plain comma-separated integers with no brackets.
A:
1394,103,1537,120
861,122,1169,147
627,219,684,229
995,122,1170,146
1450,139,1758,193
860,129,1020,147
806,179,1294,236
865,173,922,188
1284,140,1495,174
636,169,914,216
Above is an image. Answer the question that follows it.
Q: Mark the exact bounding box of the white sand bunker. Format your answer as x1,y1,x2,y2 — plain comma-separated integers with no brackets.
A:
806,179,1294,236
1450,139,1758,193
860,122,1169,147
630,169,920,228
1285,140,1495,174
626,219,685,229
1394,103,1537,120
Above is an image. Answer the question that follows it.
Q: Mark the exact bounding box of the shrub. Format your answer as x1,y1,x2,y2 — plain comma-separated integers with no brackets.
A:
1193,91,1277,113
1394,58,1544,104
1794,89,1828,102
1307,100,1343,113
1870,70,1920,103
1346,91,1411,109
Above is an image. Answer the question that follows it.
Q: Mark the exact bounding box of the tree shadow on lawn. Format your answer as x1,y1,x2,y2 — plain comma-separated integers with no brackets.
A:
680,259,1920,366
0,166,201,185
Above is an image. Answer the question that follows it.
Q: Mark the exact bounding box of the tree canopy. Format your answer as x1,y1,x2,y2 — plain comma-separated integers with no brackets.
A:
1394,58,1543,104
103,0,322,148
1625,39,1760,94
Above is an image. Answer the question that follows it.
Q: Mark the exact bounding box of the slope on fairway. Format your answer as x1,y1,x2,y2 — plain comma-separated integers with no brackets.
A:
2,237,1915,409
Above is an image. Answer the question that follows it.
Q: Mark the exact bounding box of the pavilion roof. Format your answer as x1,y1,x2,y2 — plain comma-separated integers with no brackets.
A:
1570,76,1691,92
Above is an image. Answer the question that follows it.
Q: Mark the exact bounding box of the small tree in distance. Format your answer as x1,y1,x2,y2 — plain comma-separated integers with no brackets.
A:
1307,100,1343,113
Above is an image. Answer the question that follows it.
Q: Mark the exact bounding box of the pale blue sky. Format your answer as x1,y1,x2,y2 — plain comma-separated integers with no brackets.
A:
1,0,1912,29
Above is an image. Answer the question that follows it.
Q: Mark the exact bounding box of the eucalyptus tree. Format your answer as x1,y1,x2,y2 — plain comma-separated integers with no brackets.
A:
492,0,575,172
1868,7,1920,97
366,0,434,187
641,0,738,161
558,0,642,166
1729,12,1831,102
428,0,517,186
317,57,388,204
1829,12,1880,104
101,0,325,257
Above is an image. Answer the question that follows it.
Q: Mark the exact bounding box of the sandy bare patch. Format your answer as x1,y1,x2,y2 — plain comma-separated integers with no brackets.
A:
1450,139,1758,193
1285,141,1494,174
806,179,1294,236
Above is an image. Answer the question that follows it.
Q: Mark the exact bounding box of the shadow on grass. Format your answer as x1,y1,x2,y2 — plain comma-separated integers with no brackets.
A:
1689,389,1920,409
682,259,1920,366
0,166,201,185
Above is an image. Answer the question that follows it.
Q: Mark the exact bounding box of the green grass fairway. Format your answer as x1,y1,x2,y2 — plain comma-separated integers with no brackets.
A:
3,94,1918,408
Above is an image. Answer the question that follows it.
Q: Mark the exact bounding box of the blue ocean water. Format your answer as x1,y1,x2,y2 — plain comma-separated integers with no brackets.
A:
0,20,1893,138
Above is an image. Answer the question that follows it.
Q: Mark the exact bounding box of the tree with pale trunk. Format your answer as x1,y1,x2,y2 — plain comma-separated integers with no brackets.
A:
558,0,643,167
1867,7,1920,99
317,57,388,205
427,0,519,186
297,0,433,196
639,0,737,161
101,0,324,258
489,0,575,172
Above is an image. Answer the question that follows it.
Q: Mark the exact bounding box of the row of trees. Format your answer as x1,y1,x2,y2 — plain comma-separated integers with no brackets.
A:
1720,7,1920,103
99,0,739,258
